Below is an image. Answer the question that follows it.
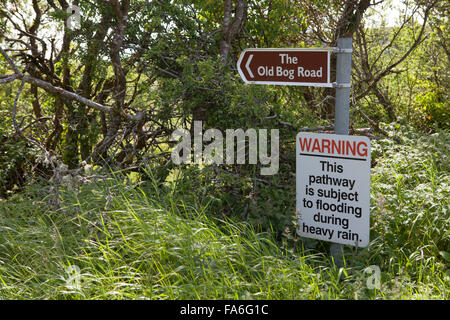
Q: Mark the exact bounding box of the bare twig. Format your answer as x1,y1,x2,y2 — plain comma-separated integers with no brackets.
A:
357,108,402,143
298,125,334,132
0,74,21,83
12,79,49,152
0,47,144,122
354,1,437,101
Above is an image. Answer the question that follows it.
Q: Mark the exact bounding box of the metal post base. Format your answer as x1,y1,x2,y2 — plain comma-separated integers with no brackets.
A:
330,243,344,267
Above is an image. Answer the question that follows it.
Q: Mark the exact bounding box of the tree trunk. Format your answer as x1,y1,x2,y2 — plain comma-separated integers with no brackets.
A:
219,0,246,62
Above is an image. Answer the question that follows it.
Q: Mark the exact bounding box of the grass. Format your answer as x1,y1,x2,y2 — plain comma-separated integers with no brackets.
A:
0,175,340,299
0,125,448,299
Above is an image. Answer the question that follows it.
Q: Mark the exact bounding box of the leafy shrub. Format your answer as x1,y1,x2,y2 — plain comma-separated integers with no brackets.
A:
370,123,449,281
414,80,449,130
0,135,38,197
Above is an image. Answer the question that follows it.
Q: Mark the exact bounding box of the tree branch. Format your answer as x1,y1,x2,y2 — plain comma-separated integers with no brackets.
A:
0,47,143,121
354,1,437,101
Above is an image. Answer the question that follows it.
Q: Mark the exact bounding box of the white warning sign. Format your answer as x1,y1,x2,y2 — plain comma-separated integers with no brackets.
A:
296,132,371,247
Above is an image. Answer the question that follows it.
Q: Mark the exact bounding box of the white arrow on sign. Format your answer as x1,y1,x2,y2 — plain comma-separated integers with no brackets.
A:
245,54,254,78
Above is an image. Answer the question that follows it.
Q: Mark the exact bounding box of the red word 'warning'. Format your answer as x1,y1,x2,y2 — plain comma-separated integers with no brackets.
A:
298,137,369,158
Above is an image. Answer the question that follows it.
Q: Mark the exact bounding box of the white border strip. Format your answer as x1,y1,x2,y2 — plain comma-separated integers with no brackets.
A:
243,80,334,87
327,50,331,84
238,47,336,52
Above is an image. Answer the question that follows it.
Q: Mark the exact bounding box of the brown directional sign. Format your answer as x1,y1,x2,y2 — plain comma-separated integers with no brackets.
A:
237,48,331,87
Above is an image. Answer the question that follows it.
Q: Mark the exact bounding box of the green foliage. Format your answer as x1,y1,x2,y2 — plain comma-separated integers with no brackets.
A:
243,0,308,48
413,80,449,130
175,55,275,127
0,128,448,299
0,0,449,300
352,12,449,130
369,124,449,290
0,137,36,197
0,77,40,197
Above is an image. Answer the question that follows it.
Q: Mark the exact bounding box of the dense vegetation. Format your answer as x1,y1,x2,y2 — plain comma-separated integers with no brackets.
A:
0,0,448,299
0,125,448,299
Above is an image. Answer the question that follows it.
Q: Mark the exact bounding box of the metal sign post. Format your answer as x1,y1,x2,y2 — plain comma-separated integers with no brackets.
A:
330,38,353,267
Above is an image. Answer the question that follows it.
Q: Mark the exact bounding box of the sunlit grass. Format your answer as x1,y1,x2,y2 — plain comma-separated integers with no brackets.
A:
0,125,448,299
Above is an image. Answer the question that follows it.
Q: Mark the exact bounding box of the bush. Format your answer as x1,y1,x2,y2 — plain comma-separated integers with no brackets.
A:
369,123,449,288
414,80,449,130
0,135,38,197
